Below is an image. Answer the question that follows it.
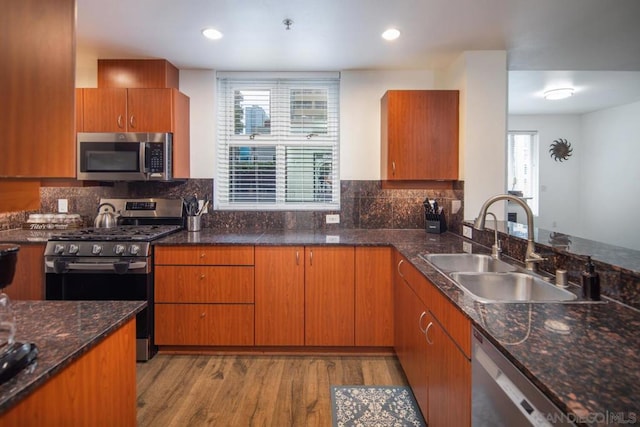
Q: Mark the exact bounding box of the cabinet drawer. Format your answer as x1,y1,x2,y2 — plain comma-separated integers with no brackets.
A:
396,254,433,305
155,245,254,265
429,286,471,358
155,266,254,303
155,304,254,346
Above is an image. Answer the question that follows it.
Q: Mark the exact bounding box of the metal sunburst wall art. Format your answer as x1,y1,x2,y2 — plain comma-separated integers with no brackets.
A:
549,138,573,162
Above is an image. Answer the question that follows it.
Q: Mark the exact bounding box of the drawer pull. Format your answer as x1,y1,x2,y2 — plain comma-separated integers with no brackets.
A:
425,322,434,345
200,274,206,280
200,253,206,258
418,311,427,333
397,259,405,277
200,312,206,318
296,250,300,265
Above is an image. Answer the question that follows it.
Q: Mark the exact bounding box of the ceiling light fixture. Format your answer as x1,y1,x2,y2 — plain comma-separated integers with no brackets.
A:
202,27,223,40
283,18,293,30
382,28,401,41
543,88,574,100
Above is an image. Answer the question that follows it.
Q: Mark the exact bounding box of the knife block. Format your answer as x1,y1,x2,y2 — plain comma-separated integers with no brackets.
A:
425,213,447,234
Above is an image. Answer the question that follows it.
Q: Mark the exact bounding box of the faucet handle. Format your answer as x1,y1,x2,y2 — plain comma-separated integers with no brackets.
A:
525,252,546,263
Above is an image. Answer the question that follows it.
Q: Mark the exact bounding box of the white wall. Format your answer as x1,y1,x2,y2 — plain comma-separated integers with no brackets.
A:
508,115,582,234
580,100,640,250
339,70,435,180
440,51,508,221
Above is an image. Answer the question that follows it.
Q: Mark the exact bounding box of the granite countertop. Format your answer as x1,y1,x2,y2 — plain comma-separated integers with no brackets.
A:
1,227,638,422
0,300,146,414
157,229,640,423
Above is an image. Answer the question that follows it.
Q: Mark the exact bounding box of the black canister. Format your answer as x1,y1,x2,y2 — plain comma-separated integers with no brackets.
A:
0,245,19,289
581,256,600,301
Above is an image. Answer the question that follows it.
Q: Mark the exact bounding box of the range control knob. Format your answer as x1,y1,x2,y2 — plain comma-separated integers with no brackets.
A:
129,245,141,256
54,244,66,255
91,244,103,255
68,244,79,255
114,244,126,255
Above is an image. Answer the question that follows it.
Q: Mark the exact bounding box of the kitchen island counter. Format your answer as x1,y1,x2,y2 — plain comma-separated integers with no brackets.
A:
158,229,640,424
0,300,144,422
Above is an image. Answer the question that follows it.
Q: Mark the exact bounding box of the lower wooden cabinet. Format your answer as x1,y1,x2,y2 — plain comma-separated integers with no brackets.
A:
155,304,254,346
154,245,255,347
255,246,305,346
394,251,471,427
5,243,45,300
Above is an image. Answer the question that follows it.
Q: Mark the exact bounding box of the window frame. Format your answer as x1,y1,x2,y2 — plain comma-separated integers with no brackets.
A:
215,73,340,211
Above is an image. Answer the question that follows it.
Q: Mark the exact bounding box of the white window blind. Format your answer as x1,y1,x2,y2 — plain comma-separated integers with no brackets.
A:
215,74,340,210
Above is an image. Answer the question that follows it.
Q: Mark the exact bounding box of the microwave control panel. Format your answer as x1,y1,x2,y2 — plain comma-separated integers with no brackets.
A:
146,143,165,173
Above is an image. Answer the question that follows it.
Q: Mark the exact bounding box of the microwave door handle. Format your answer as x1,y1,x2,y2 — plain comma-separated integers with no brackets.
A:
141,142,150,173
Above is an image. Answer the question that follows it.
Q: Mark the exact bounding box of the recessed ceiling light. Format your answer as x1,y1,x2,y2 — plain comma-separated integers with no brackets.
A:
382,28,401,41
543,88,574,100
202,27,223,40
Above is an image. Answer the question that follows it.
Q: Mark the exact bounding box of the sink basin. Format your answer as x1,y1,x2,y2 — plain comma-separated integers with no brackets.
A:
420,253,517,273
449,272,578,303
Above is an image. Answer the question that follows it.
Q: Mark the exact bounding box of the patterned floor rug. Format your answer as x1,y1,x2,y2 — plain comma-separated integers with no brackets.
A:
331,385,426,427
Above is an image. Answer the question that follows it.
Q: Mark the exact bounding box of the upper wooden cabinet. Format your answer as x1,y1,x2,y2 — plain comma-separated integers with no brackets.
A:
1,0,76,178
381,90,459,181
79,87,191,178
98,59,179,89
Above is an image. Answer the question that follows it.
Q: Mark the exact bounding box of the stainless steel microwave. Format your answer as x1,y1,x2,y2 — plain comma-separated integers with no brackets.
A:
77,132,173,181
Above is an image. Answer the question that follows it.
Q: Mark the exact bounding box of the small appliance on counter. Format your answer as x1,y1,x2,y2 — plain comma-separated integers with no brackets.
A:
423,198,447,234
0,244,38,384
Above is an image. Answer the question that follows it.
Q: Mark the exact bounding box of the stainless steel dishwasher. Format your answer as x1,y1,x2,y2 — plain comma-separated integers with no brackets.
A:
472,327,575,426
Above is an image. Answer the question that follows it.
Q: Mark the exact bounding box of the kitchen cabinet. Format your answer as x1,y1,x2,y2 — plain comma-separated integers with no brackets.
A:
255,245,391,348
305,246,355,346
355,246,394,346
97,58,180,89
381,90,459,181
4,244,45,300
79,87,190,178
255,246,305,346
1,0,76,178
154,245,254,346
394,251,471,426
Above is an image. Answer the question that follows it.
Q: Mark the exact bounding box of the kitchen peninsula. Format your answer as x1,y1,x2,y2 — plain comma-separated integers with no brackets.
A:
0,300,144,426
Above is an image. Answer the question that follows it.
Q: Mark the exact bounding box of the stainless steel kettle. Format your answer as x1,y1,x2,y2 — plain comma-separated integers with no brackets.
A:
94,203,119,228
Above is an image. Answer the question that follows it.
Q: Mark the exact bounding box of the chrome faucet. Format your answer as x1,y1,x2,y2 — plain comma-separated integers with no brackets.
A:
473,194,545,271
484,212,502,260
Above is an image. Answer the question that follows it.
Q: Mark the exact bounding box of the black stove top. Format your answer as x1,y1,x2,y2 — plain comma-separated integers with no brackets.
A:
50,225,182,242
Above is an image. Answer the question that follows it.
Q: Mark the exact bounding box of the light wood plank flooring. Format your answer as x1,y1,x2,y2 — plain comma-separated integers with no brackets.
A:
137,354,408,426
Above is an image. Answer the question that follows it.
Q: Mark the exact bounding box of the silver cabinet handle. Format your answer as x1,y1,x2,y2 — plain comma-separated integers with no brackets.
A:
129,115,136,128
418,311,427,333
117,115,124,128
296,250,300,265
397,259,405,278
425,322,434,345
309,250,313,266
392,161,396,175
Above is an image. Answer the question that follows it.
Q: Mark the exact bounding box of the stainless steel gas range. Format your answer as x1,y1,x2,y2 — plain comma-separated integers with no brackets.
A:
44,198,184,361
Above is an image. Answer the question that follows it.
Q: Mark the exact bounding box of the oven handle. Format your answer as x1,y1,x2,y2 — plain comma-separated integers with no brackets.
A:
45,260,147,273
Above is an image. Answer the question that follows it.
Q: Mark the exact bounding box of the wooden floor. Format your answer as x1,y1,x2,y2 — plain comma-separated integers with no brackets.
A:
136,354,408,426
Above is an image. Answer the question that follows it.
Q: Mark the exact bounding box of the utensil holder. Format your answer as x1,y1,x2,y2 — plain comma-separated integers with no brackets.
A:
187,216,201,232
425,213,447,234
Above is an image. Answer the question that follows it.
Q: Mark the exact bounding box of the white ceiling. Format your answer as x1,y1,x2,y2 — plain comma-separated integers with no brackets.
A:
77,0,640,114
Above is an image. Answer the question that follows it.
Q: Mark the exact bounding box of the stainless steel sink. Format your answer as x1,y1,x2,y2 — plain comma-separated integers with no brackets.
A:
449,272,578,303
420,253,517,273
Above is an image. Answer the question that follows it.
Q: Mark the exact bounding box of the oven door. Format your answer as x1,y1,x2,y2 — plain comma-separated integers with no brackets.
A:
45,257,155,361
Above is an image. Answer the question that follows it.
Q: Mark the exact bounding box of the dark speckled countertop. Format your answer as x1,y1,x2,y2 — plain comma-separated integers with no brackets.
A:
158,229,640,424
1,228,638,423
0,300,146,414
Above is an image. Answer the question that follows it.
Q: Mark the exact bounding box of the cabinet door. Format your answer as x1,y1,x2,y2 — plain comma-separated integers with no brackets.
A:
127,89,174,132
255,246,305,346
5,244,45,300
355,246,393,346
394,267,430,421
305,246,355,346
81,88,128,132
2,0,75,177
155,304,254,346
382,90,459,181
427,317,471,427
